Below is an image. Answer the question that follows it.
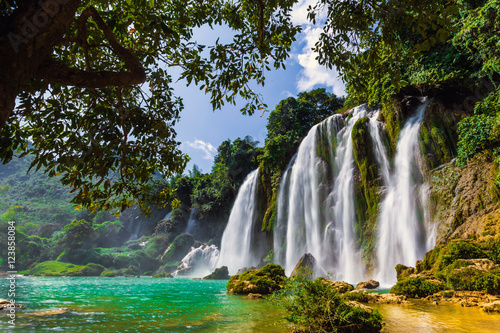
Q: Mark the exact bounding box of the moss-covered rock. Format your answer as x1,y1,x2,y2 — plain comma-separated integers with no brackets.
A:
419,100,468,172
227,263,286,295
402,239,500,295
28,261,104,276
290,253,317,280
161,233,195,263
390,276,445,298
203,266,230,280
430,153,500,243
395,264,416,281
153,272,173,278
351,116,381,268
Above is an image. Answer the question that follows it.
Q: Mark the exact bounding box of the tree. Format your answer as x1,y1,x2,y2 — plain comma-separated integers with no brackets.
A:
0,0,300,213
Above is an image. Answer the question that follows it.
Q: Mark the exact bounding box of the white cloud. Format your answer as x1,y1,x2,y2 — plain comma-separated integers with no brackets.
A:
290,1,346,97
185,139,217,160
296,26,346,96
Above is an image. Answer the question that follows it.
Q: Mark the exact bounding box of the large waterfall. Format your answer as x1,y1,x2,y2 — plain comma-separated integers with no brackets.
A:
375,101,432,285
216,101,435,284
217,169,262,274
275,106,368,281
273,102,434,284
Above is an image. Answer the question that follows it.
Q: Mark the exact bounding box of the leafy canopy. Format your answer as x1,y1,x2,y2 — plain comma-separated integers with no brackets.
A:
0,0,300,213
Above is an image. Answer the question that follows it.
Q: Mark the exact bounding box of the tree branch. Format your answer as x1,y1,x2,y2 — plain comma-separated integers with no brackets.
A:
35,6,146,88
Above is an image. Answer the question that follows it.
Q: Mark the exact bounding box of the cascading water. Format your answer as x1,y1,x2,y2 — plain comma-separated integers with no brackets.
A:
273,155,296,266
375,100,431,285
277,106,372,282
217,169,261,274
175,244,220,277
185,207,198,235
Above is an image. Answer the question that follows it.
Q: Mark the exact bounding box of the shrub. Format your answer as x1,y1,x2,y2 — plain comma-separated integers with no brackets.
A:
272,276,382,333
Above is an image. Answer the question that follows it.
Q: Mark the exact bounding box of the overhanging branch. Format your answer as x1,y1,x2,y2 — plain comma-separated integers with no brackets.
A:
35,6,146,88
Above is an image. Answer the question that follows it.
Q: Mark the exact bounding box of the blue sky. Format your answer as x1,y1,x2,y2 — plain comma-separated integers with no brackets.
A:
173,0,346,173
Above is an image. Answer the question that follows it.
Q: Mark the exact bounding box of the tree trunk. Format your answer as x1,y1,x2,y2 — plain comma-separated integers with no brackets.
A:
0,0,81,131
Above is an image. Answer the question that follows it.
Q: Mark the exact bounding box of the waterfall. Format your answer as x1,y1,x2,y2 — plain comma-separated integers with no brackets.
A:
217,169,261,275
175,244,220,277
128,217,141,241
375,100,430,286
273,155,296,266
278,107,371,281
185,207,198,235
325,106,372,282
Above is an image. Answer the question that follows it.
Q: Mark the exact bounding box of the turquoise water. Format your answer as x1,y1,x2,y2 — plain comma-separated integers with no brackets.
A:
0,277,288,332
2,277,500,332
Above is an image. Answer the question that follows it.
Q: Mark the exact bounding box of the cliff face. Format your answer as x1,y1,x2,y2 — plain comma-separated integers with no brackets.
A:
430,152,500,244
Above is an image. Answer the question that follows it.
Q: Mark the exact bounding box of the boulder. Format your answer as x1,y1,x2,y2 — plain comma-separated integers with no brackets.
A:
246,293,263,299
204,266,230,280
237,266,257,275
356,280,380,290
0,299,25,310
395,264,416,281
227,264,286,295
319,277,354,293
290,253,317,280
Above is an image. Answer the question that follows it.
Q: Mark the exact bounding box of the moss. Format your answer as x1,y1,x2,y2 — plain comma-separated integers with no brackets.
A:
161,233,194,263
100,269,121,277
445,267,500,294
390,276,444,298
419,101,468,171
379,99,403,155
28,261,104,276
351,117,381,268
227,263,286,294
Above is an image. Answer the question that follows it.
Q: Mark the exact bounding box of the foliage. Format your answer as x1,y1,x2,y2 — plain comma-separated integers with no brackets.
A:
390,276,444,298
457,114,499,165
0,0,301,213
272,275,382,333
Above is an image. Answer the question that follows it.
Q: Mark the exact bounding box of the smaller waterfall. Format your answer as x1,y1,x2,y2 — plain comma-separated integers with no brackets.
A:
273,155,296,266
185,207,198,235
376,100,430,285
128,217,141,241
175,244,220,277
217,169,261,275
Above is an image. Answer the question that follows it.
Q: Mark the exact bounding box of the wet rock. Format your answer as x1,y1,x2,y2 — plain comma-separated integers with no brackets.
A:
367,293,409,305
0,299,25,310
291,253,317,280
237,266,257,275
246,293,263,299
319,278,354,293
395,264,416,281
481,300,500,313
346,301,374,313
204,266,230,280
356,280,380,290
31,309,68,316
